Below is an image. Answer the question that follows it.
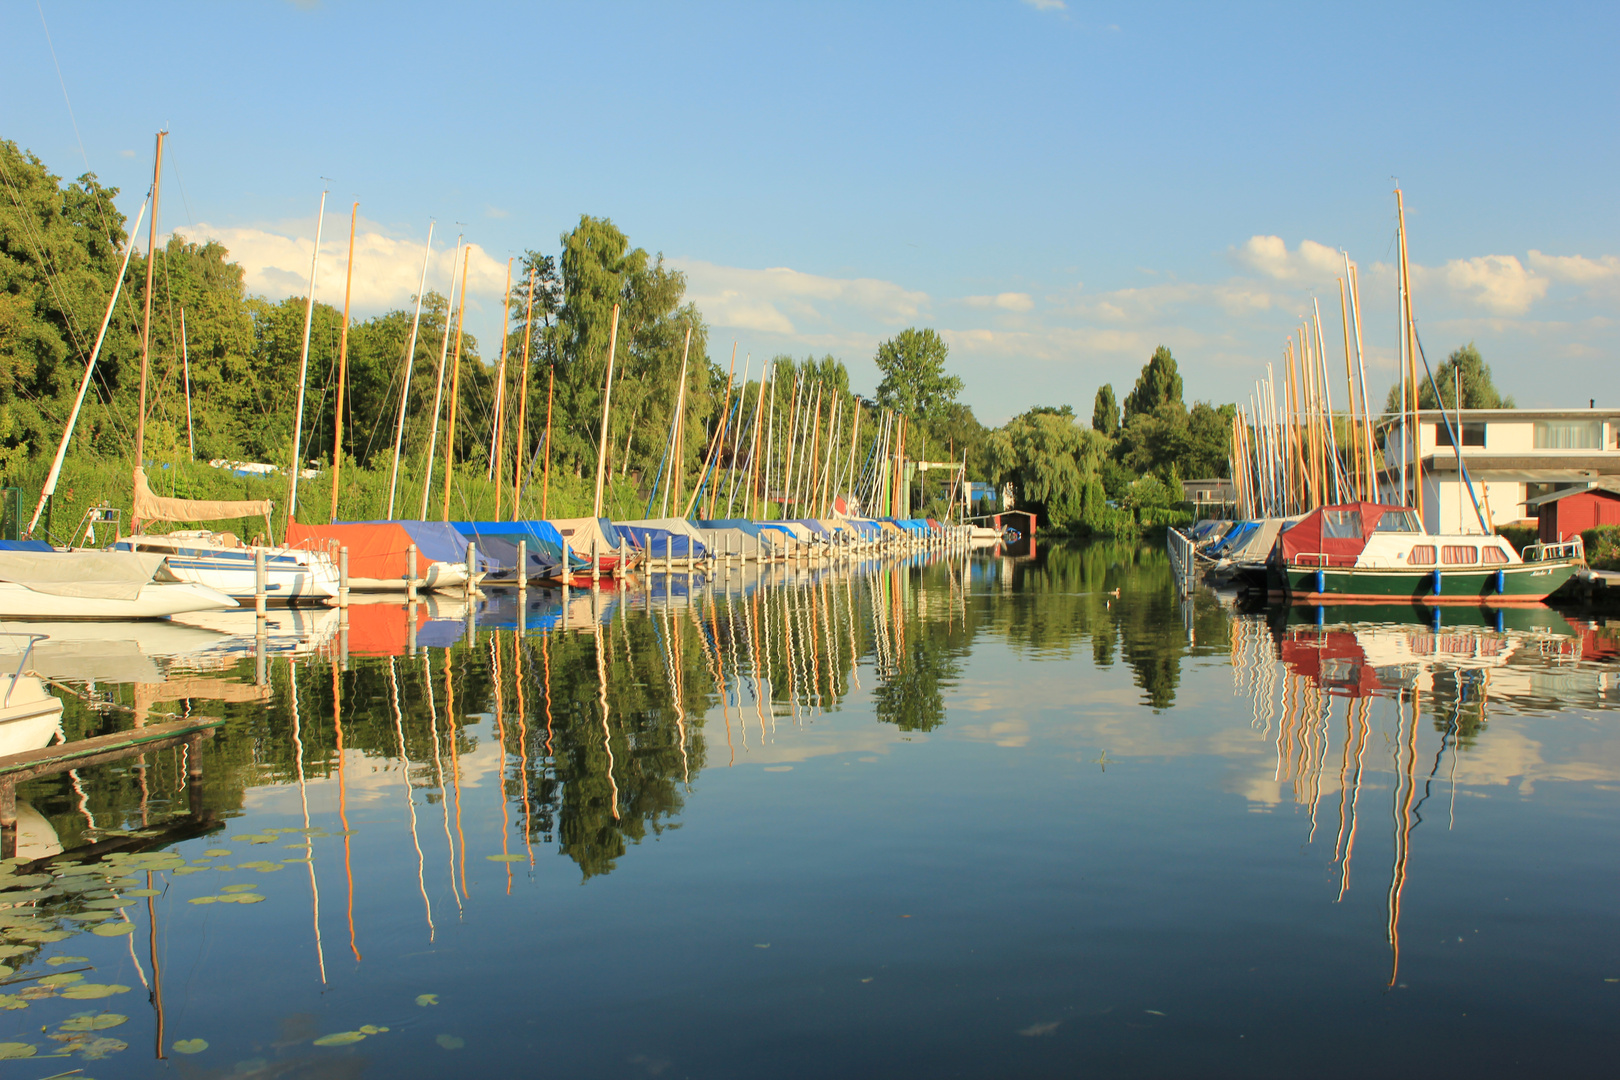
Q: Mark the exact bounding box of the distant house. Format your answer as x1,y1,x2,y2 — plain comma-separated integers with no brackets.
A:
1526,481,1620,543
1183,478,1235,508
1379,408,1620,533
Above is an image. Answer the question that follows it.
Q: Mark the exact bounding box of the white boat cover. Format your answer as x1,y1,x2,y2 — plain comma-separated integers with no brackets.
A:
133,466,271,523
1224,517,1292,565
548,517,621,556
623,518,709,545
0,550,169,601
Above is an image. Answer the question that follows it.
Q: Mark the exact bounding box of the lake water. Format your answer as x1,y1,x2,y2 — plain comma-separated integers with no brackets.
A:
2,541,1617,1077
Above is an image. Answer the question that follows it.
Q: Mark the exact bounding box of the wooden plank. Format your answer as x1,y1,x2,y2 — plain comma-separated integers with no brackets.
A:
0,718,218,777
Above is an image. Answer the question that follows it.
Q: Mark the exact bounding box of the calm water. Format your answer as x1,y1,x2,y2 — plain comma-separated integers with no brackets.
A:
3,542,1618,1077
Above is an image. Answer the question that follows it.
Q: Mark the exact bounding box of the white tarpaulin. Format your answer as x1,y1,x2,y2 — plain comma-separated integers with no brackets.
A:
134,467,272,524
0,549,168,601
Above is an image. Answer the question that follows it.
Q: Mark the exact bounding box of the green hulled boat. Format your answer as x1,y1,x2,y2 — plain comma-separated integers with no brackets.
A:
1266,502,1584,605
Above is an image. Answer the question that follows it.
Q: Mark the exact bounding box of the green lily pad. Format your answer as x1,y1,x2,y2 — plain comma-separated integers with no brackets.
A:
0,875,51,890
39,973,83,986
59,983,130,999
358,1025,384,1035
64,911,114,922
57,1032,126,1058
436,1034,465,1050
0,945,29,958
85,898,135,909
172,1037,208,1054
172,868,204,876
231,893,266,904
187,896,218,905
122,889,161,897
0,1041,35,1058
0,994,28,1010
189,860,212,867
59,1013,126,1031
313,1030,367,1046
51,865,100,877
8,929,71,943
486,854,524,862
46,956,88,965
90,922,135,937
248,864,283,873
203,850,232,857
221,884,257,893
416,994,438,1006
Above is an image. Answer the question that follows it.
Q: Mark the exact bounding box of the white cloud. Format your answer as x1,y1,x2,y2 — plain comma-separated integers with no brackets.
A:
171,217,510,314
1441,254,1546,316
1527,249,1620,288
962,292,1035,312
1232,235,1346,282
672,258,931,338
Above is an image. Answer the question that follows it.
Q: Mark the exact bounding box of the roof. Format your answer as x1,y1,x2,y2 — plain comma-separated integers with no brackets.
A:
1524,480,1620,510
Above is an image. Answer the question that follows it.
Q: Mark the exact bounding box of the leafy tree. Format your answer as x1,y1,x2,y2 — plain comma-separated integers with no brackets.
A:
1092,383,1120,435
985,406,1106,529
1122,345,1183,420
1383,342,1514,413
874,328,962,427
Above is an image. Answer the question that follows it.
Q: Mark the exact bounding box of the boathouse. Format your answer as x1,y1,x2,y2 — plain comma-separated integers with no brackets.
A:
1526,481,1620,543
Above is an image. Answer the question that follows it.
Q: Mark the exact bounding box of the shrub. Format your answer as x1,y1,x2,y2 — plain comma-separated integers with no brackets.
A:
1582,525,1620,571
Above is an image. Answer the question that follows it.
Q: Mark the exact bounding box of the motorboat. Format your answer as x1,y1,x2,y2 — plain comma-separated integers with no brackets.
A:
113,530,339,602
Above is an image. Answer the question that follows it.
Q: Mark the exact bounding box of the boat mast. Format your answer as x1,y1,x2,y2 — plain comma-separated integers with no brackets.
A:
1396,188,1423,522
134,130,164,474
488,258,513,509
511,266,536,521
419,237,462,519
27,193,149,539
329,202,358,521
591,303,621,520
386,223,434,520
1337,274,1359,500
664,326,692,518
286,188,328,529
1349,262,1376,502
440,252,472,522
541,362,554,519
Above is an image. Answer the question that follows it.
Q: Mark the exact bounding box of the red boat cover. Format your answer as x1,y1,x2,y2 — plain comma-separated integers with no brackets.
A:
287,522,419,580
343,601,430,657
1278,502,1412,566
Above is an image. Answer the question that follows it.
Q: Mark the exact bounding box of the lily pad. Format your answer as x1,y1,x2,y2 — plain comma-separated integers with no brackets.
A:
0,875,51,890
203,849,232,857
122,889,161,897
416,994,438,1006
436,1034,464,1050
313,1030,367,1046
60,983,130,999
231,893,266,904
0,994,28,1010
39,972,83,986
187,896,218,905
280,858,311,864
486,854,524,862
173,868,205,876
0,1041,35,1058
172,1037,208,1054
46,956,88,965
0,945,29,958
56,1032,126,1058
64,911,114,922
86,898,135,909
8,929,71,943
59,1013,126,1031
358,1025,384,1034
0,964,9,978
221,884,257,893
90,922,136,937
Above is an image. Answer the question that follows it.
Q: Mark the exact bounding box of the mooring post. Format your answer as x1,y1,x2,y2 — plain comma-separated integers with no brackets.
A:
339,606,349,671
254,548,267,616
517,540,527,592
406,544,419,602
407,600,417,657
591,537,600,586
254,614,267,687
338,546,349,609
465,541,477,601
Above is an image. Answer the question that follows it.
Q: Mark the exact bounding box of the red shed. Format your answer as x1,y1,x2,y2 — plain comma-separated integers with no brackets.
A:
1529,483,1620,542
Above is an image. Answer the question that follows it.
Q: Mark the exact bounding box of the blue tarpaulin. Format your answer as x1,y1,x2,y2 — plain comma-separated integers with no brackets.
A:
450,520,582,572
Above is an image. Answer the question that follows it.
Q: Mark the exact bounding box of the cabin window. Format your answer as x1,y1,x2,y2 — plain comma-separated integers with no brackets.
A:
1481,546,1510,564
1322,510,1362,538
1534,419,1601,449
1374,510,1421,532
1442,545,1478,565
1409,545,1436,565
1435,422,1486,448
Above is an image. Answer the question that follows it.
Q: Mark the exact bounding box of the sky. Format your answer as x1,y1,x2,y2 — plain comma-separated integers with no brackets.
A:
3,0,1617,423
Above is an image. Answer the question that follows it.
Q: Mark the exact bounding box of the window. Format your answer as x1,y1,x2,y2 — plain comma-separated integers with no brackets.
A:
1322,509,1362,539
1481,546,1509,564
1534,420,1601,449
1409,545,1436,565
1435,422,1486,448
1374,510,1421,532
1442,545,1478,565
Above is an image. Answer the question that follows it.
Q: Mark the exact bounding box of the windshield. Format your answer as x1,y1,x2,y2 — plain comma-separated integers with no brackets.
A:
1373,509,1421,533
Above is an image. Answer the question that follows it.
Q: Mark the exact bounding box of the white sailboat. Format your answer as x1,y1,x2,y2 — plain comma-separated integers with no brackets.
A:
0,550,235,619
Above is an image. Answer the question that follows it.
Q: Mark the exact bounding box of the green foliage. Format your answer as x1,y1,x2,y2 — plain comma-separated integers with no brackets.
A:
1583,525,1620,571
1092,383,1119,436
1122,345,1183,420
874,328,962,427
1496,524,1536,554
985,407,1107,530
1114,400,1232,483
1384,343,1514,413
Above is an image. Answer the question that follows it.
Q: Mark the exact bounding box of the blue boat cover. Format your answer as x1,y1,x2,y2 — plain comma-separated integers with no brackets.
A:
0,540,54,552
617,524,707,559
786,518,833,536
450,520,581,571
696,519,765,538
341,520,493,572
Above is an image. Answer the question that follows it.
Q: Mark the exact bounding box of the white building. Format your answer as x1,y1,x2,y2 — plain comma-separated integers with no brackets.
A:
1379,408,1620,534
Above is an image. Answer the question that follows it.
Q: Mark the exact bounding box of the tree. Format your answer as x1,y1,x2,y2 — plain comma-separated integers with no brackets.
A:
1122,345,1183,421
1383,343,1514,413
1092,383,1120,436
874,328,962,427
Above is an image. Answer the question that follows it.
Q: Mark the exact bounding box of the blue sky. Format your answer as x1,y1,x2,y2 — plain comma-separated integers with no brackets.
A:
4,1,1616,421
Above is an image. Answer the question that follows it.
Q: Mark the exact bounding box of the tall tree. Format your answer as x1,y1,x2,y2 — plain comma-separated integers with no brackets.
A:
873,328,962,427
1384,342,1514,412
1122,345,1183,420
1092,383,1120,436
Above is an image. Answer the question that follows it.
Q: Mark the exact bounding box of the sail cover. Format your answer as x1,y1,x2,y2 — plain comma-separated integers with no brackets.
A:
0,549,168,601
133,467,271,524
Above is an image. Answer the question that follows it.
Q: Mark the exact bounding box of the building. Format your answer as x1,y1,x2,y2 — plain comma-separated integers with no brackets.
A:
1526,481,1620,542
1379,408,1620,534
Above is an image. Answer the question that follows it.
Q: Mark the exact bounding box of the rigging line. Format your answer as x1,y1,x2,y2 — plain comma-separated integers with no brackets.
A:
0,157,94,359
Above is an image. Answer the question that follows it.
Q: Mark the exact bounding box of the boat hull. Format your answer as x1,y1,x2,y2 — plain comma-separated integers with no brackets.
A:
1271,558,1581,605
116,540,338,601
0,580,239,619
